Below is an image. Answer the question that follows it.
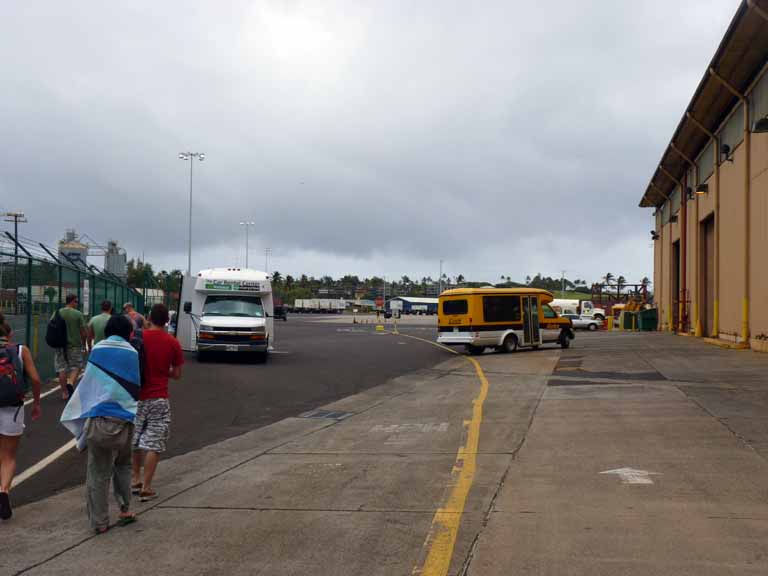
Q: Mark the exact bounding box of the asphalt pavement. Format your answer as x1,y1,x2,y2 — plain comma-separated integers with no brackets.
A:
8,329,768,575
11,315,446,507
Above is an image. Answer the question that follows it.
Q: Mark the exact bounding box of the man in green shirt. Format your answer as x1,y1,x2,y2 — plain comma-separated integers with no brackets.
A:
55,294,87,400
87,300,113,350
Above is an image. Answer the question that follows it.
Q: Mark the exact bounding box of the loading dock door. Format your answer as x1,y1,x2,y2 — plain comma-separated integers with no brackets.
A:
701,217,715,336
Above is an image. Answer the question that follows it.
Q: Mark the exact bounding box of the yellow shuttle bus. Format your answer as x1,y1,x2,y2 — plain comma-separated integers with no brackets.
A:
437,288,574,355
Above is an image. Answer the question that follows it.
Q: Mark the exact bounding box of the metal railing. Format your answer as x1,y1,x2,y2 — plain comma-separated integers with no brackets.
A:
0,233,143,383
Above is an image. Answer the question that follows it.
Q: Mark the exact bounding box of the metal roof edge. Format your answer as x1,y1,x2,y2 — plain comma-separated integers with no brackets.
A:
639,0,754,208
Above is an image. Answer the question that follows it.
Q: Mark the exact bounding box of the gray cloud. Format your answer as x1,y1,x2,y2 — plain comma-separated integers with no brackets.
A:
0,0,738,283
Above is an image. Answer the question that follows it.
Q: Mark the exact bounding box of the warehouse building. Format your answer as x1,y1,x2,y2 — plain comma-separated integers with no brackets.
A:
386,296,439,315
640,0,768,351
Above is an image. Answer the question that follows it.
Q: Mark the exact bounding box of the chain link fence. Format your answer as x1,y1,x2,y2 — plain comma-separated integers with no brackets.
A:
0,235,143,383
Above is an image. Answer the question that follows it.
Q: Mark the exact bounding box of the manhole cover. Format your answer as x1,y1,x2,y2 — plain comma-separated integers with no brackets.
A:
299,409,354,421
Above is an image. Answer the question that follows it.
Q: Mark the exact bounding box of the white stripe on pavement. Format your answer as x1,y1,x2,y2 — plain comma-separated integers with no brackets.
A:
24,386,61,406
12,438,78,488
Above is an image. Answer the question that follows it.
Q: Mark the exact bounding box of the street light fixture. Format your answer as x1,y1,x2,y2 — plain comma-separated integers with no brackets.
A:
178,151,205,274
239,221,255,268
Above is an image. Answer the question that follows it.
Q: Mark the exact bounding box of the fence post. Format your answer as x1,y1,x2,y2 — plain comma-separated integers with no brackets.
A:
25,256,32,348
58,261,63,307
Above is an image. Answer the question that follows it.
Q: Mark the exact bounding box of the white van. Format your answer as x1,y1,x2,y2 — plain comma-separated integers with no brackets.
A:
176,268,274,360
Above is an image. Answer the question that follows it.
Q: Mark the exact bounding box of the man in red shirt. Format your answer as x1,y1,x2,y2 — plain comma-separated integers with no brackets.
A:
130,304,184,501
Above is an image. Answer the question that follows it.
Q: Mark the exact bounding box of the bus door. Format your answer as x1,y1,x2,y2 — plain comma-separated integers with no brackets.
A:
522,296,541,346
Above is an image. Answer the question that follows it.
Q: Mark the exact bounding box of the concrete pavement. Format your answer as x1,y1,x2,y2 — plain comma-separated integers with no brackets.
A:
5,331,768,575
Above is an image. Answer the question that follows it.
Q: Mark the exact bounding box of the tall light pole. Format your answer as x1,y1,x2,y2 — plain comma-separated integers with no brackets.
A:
178,152,205,274
439,259,444,295
239,221,255,268
264,247,272,273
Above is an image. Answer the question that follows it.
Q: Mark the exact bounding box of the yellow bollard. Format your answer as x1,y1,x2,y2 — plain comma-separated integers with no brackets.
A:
375,324,385,332
607,317,613,331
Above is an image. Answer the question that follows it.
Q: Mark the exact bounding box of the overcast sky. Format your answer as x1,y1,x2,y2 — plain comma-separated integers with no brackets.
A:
0,1,737,284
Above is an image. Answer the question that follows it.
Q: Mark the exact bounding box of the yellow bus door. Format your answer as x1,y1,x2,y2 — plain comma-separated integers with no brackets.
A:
523,296,541,346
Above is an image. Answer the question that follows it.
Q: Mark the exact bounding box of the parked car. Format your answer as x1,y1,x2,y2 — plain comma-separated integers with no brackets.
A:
273,305,287,321
562,313,601,331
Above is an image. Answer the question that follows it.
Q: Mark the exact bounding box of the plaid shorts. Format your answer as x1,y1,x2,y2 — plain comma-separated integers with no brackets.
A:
133,398,171,453
54,347,84,373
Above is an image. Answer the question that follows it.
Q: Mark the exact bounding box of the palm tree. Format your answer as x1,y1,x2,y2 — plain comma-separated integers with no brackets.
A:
525,275,531,285
640,276,651,287
456,274,465,285
271,270,282,285
616,275,626,298
603,272,614,286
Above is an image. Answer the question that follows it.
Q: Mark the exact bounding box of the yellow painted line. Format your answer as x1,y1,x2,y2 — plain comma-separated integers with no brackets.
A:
391,332,490,576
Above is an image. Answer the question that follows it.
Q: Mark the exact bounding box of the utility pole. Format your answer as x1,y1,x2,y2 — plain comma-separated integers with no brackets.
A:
3,211,27,265
439,259,444,295
3,212,27,290
561,270,567,294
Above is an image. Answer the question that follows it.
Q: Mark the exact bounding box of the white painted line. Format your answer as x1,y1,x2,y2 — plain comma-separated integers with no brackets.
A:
600,467,660,485
269,350,291,354
24,386,61,406
12,438,78,488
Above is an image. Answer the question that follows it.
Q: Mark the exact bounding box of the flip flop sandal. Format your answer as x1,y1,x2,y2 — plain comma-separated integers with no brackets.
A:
131,483,143,495
139,490,157,502
117,514,138,526
94,526,109,535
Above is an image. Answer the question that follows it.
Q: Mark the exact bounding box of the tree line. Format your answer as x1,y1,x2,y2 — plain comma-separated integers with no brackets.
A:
124,259,653,303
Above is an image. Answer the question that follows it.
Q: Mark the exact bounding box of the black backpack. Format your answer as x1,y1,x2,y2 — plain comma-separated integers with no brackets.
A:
46,309,69,350
0,344,27,407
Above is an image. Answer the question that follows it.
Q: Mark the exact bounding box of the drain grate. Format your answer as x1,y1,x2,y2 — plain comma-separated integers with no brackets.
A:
299,409,355,421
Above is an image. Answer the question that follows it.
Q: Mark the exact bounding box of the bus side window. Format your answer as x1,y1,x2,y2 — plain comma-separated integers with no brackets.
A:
542,304,557,319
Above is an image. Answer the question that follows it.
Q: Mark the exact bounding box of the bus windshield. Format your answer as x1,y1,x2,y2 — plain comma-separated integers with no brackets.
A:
203,295,264,318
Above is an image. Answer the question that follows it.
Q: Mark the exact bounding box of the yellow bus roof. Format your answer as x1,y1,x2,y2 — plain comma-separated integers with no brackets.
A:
440,287,554,303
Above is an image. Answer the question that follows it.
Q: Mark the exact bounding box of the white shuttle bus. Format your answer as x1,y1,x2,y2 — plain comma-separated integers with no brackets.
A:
176,268,274,360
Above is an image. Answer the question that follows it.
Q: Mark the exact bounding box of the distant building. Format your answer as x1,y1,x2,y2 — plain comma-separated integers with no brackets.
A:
105,240,127,279
58,229,87,268
386,296,439,315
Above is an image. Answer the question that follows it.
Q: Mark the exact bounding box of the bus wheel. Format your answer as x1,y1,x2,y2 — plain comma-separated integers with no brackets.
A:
466,345,485,356
502,334,518,353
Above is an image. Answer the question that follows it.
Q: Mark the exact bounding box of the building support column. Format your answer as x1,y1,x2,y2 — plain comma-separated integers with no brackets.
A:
709,68,750,344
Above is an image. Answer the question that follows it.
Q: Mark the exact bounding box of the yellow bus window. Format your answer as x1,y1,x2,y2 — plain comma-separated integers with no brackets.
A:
443,300,468,315
482,296,521,322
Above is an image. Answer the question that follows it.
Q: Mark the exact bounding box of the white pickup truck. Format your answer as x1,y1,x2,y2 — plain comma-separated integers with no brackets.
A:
550,299,606,320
